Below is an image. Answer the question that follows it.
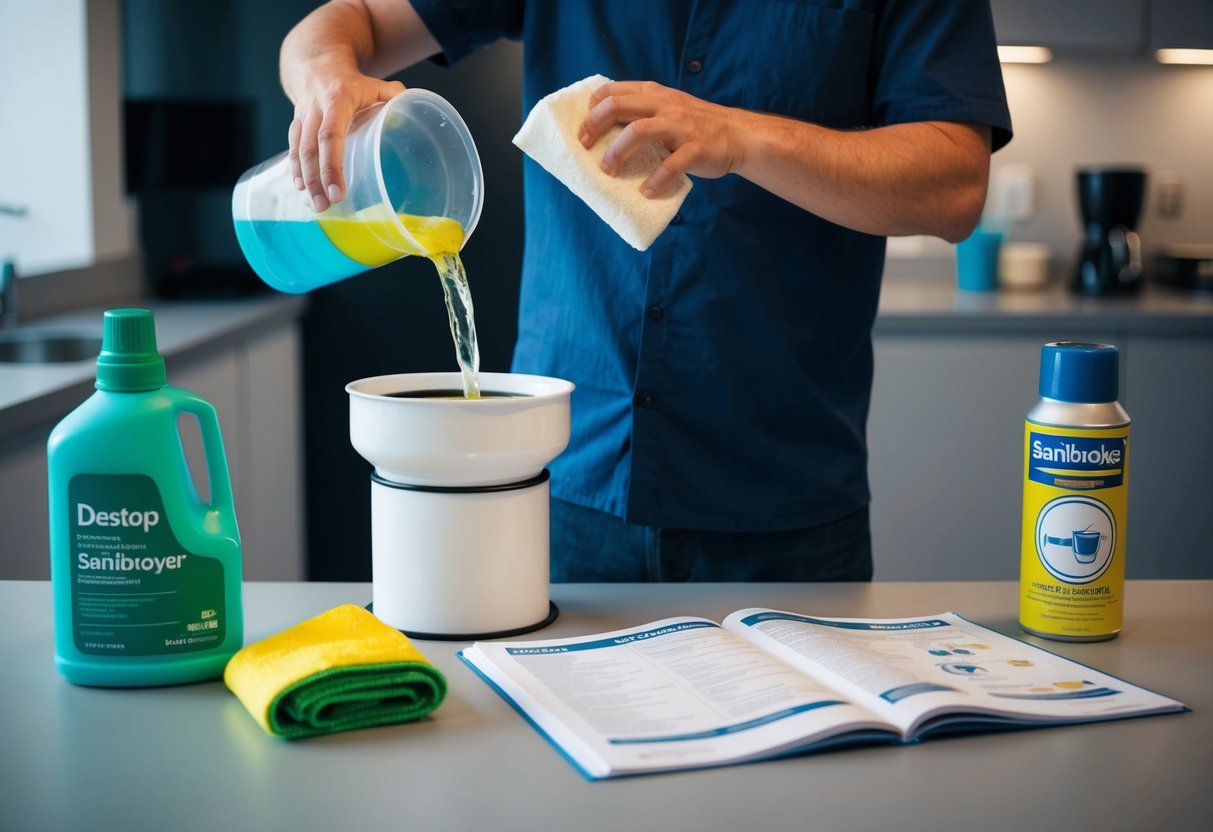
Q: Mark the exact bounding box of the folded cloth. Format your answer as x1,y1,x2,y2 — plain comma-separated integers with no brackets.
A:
513,73,693,252
224,604,447,739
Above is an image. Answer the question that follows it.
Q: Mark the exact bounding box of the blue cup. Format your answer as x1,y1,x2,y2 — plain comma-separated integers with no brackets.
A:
955,229,1003,292
1072,530,1103,562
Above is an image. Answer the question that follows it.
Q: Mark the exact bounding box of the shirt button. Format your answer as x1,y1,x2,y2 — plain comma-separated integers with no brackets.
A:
647,305,664,321
637,392,656,409
687,58,704,73
669,213,683,226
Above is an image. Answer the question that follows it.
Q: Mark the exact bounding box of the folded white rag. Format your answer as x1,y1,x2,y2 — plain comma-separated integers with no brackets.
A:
512,74,693,252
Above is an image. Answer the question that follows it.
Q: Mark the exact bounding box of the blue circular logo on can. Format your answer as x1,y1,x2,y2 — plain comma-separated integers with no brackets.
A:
1035,495,1116,584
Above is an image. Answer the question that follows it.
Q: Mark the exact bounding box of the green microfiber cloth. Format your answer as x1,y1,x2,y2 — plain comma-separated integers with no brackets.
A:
224,604,447,739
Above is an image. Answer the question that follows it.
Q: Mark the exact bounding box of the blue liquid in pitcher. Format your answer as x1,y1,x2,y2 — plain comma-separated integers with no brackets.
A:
233,219,366,294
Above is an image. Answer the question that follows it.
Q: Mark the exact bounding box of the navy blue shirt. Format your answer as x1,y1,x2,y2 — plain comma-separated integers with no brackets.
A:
414,0,1012,531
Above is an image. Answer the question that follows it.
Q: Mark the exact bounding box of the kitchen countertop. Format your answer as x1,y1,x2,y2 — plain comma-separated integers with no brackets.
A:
2,579,1208,832
0,294,306,438
3,281,1210,438
877,278,1213,334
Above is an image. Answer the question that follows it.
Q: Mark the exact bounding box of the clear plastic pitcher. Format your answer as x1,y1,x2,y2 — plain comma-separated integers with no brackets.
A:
233,89,483,293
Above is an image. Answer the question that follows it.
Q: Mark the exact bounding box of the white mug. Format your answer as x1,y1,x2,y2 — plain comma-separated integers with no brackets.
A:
999,242,1050,291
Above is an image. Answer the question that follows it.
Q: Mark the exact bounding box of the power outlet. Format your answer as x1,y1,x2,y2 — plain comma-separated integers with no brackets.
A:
990,164,1035,223
1156,172,1183,220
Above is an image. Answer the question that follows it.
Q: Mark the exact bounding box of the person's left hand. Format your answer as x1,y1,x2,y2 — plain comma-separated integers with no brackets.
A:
579,81,744,198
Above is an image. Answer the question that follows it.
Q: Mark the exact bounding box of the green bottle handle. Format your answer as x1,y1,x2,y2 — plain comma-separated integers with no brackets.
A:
172,391,236,513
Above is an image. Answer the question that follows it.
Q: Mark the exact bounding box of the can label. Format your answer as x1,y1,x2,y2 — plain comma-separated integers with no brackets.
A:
1020,423,1129,639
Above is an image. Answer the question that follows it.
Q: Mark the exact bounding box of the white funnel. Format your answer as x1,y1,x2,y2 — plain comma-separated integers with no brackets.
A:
347,372,573,638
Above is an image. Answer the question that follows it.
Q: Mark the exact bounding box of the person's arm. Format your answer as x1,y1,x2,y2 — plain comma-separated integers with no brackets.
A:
280,0,441,212
579,81,992,243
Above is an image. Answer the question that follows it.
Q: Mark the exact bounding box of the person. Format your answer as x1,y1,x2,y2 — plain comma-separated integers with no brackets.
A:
280,0,1013,582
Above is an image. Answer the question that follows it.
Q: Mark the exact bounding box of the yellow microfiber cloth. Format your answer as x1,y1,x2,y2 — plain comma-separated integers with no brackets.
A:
224,604,447,739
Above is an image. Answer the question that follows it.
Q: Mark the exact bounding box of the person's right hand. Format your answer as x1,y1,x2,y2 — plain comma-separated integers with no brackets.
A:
287,72,405,212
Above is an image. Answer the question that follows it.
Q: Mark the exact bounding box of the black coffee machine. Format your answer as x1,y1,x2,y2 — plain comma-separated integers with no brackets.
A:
1073,167,1147,295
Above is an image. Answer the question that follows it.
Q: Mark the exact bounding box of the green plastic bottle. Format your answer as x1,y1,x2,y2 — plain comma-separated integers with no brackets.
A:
48,309,243,686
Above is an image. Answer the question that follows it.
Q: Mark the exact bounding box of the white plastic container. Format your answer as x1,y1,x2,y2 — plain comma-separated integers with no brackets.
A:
233,89,483,293
48,309,242,686
999,242,1050,291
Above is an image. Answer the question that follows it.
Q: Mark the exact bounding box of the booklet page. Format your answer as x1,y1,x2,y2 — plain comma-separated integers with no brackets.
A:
725,610,1183,736
461,617,892,778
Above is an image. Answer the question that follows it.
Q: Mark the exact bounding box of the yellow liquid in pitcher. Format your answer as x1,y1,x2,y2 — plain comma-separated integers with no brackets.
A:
319,209,481,398
319,210,466,264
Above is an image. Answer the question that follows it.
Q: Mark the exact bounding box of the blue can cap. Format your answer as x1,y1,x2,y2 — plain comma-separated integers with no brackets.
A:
1039,342,1119,403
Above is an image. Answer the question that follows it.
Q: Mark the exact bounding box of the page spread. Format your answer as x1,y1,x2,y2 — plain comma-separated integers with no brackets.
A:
725,611,1182,737
459,610,1185,780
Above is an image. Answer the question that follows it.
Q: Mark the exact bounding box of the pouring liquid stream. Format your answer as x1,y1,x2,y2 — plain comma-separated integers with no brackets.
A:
433,252,480,399
318,210,480,398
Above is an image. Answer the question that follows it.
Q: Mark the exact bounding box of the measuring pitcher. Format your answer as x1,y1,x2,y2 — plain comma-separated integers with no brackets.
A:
233,89,483,293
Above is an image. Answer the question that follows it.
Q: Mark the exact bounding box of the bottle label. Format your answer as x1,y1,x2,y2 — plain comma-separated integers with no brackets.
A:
68,474,226,656
1020,423,1129,639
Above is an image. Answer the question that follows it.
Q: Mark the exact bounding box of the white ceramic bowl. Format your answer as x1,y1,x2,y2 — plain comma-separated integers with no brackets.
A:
347,372,574,487
999,242,1050,291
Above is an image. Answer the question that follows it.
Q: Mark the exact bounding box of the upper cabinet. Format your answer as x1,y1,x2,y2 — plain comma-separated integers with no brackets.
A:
990,0,1144,51
1150,0,1213,50
991,0,1213,52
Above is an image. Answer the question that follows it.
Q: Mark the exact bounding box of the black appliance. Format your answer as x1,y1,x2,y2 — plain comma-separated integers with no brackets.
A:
1072,167,1147,296
1154,245,1213,294
124,98,265,298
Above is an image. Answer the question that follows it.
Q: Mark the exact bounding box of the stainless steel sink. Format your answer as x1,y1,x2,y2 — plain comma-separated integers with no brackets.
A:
0,327,102,364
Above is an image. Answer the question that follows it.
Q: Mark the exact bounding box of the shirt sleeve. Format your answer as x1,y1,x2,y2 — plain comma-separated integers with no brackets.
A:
871,0,1013,151
410,0,525,66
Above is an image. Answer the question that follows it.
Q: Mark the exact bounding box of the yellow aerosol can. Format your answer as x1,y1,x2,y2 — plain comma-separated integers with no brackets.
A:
1020,342,1129,641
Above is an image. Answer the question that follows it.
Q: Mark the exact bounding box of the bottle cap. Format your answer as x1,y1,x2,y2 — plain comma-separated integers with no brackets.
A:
96,308,167,391
1038,341,1118,403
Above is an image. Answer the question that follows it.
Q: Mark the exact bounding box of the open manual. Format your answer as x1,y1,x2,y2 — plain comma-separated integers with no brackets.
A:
457,610,1185,780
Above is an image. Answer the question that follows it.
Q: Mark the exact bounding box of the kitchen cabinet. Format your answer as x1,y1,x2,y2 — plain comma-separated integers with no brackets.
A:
868,283,1213,581
0,308,304,582
0,426,52,580
869,331,1111,581
990,0,1144,51
169,325,305,582
1120,335,1213,578
1150,0,1213,50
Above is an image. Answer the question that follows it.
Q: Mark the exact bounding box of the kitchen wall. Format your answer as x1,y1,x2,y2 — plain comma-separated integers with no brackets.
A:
999,56,1212,249
886,55,1213,281
0,0,134,278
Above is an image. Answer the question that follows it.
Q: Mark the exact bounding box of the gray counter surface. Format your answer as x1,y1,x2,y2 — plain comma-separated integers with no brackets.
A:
3,282,1208,436
2,580,1208,832
877,278,1213,333
0,294,305,437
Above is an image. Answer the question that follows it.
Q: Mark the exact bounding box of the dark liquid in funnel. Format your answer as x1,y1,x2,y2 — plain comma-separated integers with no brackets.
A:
386,390,532,399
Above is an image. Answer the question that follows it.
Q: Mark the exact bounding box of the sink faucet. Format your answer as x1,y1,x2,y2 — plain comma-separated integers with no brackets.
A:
0,260,18,328
1,202,28,327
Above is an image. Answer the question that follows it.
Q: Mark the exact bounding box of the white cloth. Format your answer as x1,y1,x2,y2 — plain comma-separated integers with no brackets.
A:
512,74,693,252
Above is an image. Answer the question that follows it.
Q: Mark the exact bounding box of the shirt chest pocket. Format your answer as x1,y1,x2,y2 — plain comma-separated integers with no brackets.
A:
743,2,874,128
